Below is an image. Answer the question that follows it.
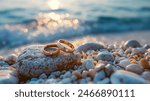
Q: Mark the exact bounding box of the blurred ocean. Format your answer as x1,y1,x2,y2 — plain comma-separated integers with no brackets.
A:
0,0,150,49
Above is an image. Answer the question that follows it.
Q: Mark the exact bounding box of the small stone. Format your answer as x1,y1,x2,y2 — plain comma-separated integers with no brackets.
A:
51,71,61,77
62,71,72,79
0,61,9,68
95,63,105,72
72,71,82,79
139,58,150,69
48,74,56,79
5,54,17,65
94,70,105,83
126,64,143,74
104,64,114,77
82,70,88,78
110,70,148,84
97,78,110,84
124,40,141,48
59,78,71,84
45,78,59,84
39,73,47,79
87,69,96,79
79,79,87,84
0,69,18,84
119,59,130,69
82,59,94,70
36,79,44,84
31,78,38,81
95,51,114,62
141,71,150,81
76,42,105,53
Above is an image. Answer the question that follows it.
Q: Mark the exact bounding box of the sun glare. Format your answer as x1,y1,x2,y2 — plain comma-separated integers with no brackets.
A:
47,0,60,10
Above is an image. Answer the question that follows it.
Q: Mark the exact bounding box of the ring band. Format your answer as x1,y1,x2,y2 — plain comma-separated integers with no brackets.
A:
43,44,60,56
57,39,75,53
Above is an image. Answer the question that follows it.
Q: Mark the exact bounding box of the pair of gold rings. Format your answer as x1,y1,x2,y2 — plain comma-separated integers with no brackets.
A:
43,39,75,56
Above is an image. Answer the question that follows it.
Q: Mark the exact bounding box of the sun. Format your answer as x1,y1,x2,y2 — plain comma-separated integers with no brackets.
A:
47,0,60,10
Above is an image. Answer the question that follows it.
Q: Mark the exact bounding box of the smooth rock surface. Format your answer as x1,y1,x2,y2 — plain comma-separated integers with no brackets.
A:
124,40,141,48
76,42,105,53
94,70,105,83
0,69,18,84
95,51,114,61
15,45,81,78
110,70,148,84
141,71,150,81
5,54,17,65
126,64,143,74
119,59,130,69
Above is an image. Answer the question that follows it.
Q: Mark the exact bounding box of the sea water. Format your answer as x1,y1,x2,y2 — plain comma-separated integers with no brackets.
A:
0,0,150,49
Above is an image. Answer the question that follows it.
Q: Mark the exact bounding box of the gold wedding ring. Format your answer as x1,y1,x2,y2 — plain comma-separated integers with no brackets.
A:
43,44,60,56
57,39,75,53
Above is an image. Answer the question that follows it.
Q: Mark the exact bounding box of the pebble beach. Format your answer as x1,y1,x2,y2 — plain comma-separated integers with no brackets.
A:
0,31,150,84
0,0,150,84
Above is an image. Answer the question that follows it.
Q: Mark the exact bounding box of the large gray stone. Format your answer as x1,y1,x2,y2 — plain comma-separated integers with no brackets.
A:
15,45,81,78
76,42,105,53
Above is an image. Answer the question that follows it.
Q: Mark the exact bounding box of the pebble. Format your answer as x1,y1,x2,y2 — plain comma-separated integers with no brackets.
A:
95,63,105,72
126,64,143,74
97,78,110,84
79,79,88,84
82,70,88,78
45,78,59,84
0,70,18,84
82,59,94,70
76,42,105,53
118,59,130,69
139,58,150,69
72,71,82,79
104,64,114,77
0,61,9,68
95,51,114,62
5,54,17,65
110,70,148,84
39,73,47,79
141,71,150,81
62,71,72,79
50,71,61,77
94,70,105,83
87,69,96,79
59,78,71,84
124,40,141,48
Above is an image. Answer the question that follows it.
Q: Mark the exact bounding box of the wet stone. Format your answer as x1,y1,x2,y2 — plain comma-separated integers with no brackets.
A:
126,64,143,74
0,69,18,84
124,40,141,48
62,71,72,79
97,78,110,84
110,70,148,84
76,42,105,53
14,45,81,78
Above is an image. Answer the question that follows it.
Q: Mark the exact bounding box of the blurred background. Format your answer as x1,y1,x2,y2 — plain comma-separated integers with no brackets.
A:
0,0,150,50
